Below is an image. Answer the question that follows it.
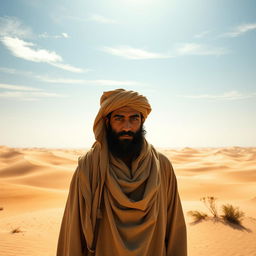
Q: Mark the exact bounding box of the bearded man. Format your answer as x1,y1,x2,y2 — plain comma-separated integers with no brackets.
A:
57,89,187,256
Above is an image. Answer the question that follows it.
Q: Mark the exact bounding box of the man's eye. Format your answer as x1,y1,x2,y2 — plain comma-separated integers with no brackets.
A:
131,117,139,121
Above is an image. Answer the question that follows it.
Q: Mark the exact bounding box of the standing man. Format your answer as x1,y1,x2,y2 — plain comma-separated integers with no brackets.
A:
57,89,187,256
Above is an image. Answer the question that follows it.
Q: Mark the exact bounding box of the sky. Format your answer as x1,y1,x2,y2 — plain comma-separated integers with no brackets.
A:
0,0,256,148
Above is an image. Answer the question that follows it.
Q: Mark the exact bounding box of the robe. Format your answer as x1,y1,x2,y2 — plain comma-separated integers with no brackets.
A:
57,141,187,256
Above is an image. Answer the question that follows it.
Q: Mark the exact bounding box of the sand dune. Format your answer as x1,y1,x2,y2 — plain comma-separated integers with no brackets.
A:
0,146,255,256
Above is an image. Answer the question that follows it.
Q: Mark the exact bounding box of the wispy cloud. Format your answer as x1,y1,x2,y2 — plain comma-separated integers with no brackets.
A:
0,16,85,73
102,46,171,60
39,32,70,39
0,16,32,38
222,23,256,37
38,76,142,86
1,36,62,62
0,91,65,101
0,67,23,74
102,43,227,59
49,63,85,73
0,68,139,86
179,91,256,100
175,43,227,56
0,66,41,79
0,83,42,91
194,30,211,38
1,36,84,73
89,14,117,24
0,82,66,100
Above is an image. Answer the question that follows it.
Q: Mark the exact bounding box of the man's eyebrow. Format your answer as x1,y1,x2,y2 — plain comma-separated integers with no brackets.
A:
130,114,140,118
113,114,124,118
112,114,140,118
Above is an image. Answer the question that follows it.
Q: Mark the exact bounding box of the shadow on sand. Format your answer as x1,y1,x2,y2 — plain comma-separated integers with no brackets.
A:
189,217,252,233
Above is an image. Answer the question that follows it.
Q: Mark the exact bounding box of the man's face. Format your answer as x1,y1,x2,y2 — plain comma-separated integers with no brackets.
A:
107,106,143,139
106,106,145,160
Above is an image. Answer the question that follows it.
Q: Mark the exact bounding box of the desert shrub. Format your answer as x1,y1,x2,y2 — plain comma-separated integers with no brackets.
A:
11,227,22,234
0,207,3,211
221,204,245,225
201,196,218,217
187,210,208,222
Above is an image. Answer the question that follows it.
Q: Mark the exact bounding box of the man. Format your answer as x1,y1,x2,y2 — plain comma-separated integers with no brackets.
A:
57,89,187,256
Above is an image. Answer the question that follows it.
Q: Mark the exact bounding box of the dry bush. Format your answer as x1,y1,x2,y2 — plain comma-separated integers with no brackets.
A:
0,207,3,211
201,196,218,217
221,204,245,225
11,227,23,234
187,210,208,222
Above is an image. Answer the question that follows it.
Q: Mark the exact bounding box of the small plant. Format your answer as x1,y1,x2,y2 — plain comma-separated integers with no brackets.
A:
201,196,218,218
187,210,208,222
221,204,245,225
11,227,23,234
0,207,3,211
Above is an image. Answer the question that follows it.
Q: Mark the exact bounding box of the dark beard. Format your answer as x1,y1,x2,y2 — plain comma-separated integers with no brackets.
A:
106,125,146,160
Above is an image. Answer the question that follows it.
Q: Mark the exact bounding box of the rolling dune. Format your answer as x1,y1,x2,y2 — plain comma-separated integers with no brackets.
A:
0,146,255,256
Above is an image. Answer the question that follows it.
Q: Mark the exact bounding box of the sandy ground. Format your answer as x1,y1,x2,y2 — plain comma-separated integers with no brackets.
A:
0,145,255,256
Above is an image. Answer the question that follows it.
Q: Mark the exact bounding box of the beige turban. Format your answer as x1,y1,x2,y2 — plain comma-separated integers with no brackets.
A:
93,89,151,143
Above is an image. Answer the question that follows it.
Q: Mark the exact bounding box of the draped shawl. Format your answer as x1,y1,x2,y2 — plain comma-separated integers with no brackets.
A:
57,89,187,256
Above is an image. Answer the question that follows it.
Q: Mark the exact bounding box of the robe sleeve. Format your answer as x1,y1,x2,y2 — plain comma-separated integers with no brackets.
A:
56,167,88,256
163,157,187,256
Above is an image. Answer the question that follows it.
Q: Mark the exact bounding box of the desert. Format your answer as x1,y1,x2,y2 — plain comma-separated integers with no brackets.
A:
0,145,255,256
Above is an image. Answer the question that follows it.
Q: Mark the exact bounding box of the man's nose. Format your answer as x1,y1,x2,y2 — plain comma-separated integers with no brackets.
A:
122,120,132,131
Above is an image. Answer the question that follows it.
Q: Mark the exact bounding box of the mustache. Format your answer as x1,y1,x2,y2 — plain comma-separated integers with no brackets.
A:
117,131,135,137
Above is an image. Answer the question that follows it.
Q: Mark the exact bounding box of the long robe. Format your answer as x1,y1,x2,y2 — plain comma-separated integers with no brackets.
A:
57,142,187,256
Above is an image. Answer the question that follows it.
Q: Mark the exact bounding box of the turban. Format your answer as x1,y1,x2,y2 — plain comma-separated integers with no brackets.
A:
93,88,151,143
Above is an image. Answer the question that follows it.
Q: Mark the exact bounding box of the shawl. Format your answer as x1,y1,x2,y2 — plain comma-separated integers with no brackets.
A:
57,89,187,256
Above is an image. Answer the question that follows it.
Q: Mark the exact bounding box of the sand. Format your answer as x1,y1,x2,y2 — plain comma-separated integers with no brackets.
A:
0,145,255,256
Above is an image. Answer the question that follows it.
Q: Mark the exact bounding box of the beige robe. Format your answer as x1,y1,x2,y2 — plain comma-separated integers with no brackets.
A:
57,141,187,256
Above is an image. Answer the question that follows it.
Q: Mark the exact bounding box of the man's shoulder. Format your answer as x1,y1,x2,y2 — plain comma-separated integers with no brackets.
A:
154,149,172,166
153,149,175,177
78,147,98,164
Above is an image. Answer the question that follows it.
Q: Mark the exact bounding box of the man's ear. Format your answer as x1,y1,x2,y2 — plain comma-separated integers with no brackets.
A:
141,114,145,123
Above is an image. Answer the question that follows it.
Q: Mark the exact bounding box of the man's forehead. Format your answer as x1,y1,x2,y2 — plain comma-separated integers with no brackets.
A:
111,106,141,116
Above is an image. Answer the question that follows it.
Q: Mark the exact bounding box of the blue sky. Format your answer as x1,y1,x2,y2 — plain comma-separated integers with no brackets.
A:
0,0,255,148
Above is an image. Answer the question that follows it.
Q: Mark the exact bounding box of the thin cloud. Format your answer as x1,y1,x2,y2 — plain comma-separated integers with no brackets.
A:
65,16,87,23
38,76,142,86
0,67,40,79
0,68,134,86
175,43,227,56
194,30,211,38
0,36,85,73
0,16,85,73
39,32,70,39
0,67,20,74
0,91,66,101
102,44,227,59
179,91,256,100
62,33,69,38
49,63,85,73
89,14,117,24
0,83,42,91
0,82,66,101
102,46,171,60
222,23,256,37
0,16,32,38
1,36,62,62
